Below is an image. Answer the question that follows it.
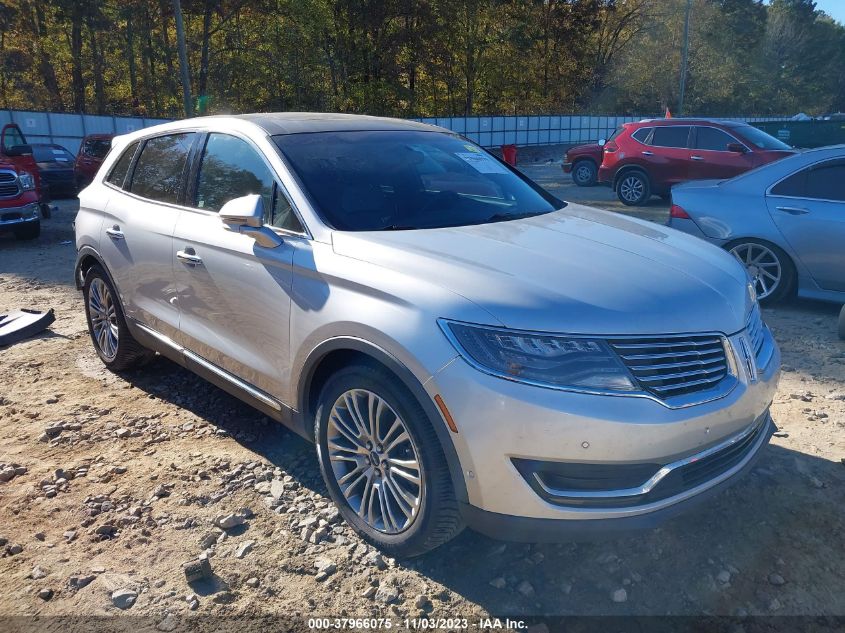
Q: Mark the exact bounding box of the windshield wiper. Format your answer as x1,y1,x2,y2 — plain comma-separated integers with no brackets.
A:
483,210,550,224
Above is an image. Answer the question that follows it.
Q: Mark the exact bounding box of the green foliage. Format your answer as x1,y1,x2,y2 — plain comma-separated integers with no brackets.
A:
0,0,842,117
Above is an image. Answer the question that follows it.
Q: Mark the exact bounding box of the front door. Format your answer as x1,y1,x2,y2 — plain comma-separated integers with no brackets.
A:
766,158,845,292
690,126,756,180
172,132,306,402
100,133,197,340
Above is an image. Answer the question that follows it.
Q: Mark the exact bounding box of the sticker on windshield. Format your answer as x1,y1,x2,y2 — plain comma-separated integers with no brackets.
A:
455,152,510,174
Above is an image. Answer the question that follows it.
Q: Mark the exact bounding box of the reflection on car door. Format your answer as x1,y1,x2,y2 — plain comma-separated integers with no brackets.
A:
172,132,303,404
100,133,196,340
690,126,756,180
766,159,845,292
646,126,692,187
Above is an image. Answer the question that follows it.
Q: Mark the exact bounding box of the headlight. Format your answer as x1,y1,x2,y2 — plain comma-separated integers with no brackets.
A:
440,320,637,392
18,171,35,191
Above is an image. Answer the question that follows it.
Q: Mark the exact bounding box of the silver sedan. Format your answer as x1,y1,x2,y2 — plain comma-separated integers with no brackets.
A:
669,145,845,303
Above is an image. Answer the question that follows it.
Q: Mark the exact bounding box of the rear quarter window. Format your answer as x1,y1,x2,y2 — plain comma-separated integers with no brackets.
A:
129,133,196,204
105,141,139,189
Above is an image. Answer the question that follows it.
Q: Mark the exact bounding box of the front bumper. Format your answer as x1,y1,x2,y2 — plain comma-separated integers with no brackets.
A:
427,326,780,529
0,203,40,231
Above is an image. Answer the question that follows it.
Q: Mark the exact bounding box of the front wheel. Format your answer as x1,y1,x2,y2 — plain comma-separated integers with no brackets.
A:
315,363,463,557
727,239,795,304
572,160,597,187
616,171,651,206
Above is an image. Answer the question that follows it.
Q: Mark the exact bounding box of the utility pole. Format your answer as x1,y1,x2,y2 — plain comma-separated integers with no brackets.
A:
172,0,193,118
678,0,692,116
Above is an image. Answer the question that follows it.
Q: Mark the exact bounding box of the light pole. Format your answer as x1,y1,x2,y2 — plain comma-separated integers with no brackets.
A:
678,0,692,116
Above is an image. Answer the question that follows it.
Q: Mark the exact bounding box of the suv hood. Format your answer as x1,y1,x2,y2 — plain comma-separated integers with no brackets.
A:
331,204,753,336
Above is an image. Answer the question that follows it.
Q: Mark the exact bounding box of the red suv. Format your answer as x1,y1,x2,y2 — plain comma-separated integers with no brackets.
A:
74,134,114,189
598,119,795,206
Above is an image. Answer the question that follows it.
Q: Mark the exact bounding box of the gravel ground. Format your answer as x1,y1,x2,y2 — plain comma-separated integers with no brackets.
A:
0,169,843,627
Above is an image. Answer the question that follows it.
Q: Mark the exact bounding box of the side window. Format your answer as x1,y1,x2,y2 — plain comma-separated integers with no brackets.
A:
130,133,195,204
195,134,273,214
649,126,691,149
106,141,139,189
771,169,806,197
631,127,651,143
695,127,737,152
2,126,26,151
805,161,845,202
271,186,305,232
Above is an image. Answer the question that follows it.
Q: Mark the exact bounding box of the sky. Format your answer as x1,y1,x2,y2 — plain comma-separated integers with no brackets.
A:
813,0,845,24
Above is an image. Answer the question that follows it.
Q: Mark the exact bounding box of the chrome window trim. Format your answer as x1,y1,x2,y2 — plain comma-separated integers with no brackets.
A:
692,125,750,153
766,156,845,203
533,413,770,500
437,318,741,409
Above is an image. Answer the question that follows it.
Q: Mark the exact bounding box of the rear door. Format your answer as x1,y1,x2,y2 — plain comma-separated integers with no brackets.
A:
765,159,845,292
643,126,692,188
99,133,197,340
691,126,756,180
172,132,306,403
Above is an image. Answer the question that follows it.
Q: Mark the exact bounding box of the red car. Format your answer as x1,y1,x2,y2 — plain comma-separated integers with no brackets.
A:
74,133,114,189
562,142,603,186
598,119,795,205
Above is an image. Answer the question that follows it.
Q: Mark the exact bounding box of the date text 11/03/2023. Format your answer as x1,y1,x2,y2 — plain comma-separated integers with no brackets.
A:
307,617,528,630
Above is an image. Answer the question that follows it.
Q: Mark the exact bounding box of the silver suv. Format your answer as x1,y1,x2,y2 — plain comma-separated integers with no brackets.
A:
75,114,780,557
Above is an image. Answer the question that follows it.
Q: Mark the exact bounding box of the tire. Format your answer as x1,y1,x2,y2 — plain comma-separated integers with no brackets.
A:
616,170,651,206
83,264,155,370
726,239,796,305
315,362,463,558
13,221,40,240
571,160,597,187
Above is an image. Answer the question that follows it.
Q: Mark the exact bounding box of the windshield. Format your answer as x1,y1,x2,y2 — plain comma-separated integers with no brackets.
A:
736,125,792,151
81,138,111,158
32,145,74,163
274,130,562,231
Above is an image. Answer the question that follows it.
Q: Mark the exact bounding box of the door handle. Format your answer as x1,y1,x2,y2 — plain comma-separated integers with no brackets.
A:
105,226,124,240
690,155,704,161
641,151,654,156
176,249,203,266
776,206,809,215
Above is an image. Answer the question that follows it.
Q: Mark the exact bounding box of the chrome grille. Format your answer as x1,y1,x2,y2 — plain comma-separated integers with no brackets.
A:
746,305,765,359
610,335,728,399
0,170,19,198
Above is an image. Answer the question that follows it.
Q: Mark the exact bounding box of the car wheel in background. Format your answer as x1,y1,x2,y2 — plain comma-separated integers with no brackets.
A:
83,265,155,370
616,170,651,206
13,220,40,240
726,239,796,304
315,362,463,557
572,160,597,187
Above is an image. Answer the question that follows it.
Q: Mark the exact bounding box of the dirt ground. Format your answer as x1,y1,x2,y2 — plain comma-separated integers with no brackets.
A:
0,168,843,629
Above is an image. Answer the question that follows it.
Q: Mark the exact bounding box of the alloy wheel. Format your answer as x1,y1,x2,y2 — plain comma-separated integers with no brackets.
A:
88,277,119,361
326,389,423,534
729,242,782,300
619,175,644,203
574,163,593,184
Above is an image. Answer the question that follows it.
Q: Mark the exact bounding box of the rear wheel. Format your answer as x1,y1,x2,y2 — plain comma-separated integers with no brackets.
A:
83,265,155,370
571,160,597,187
726,239,795,304
13,221,40,240
616,170,651,206
315,363,463,557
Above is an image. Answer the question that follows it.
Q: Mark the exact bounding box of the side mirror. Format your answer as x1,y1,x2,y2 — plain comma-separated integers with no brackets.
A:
727,142,747,154
219,194,282,248
220,193,264,227
5,144,33,157
598,138,607,147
